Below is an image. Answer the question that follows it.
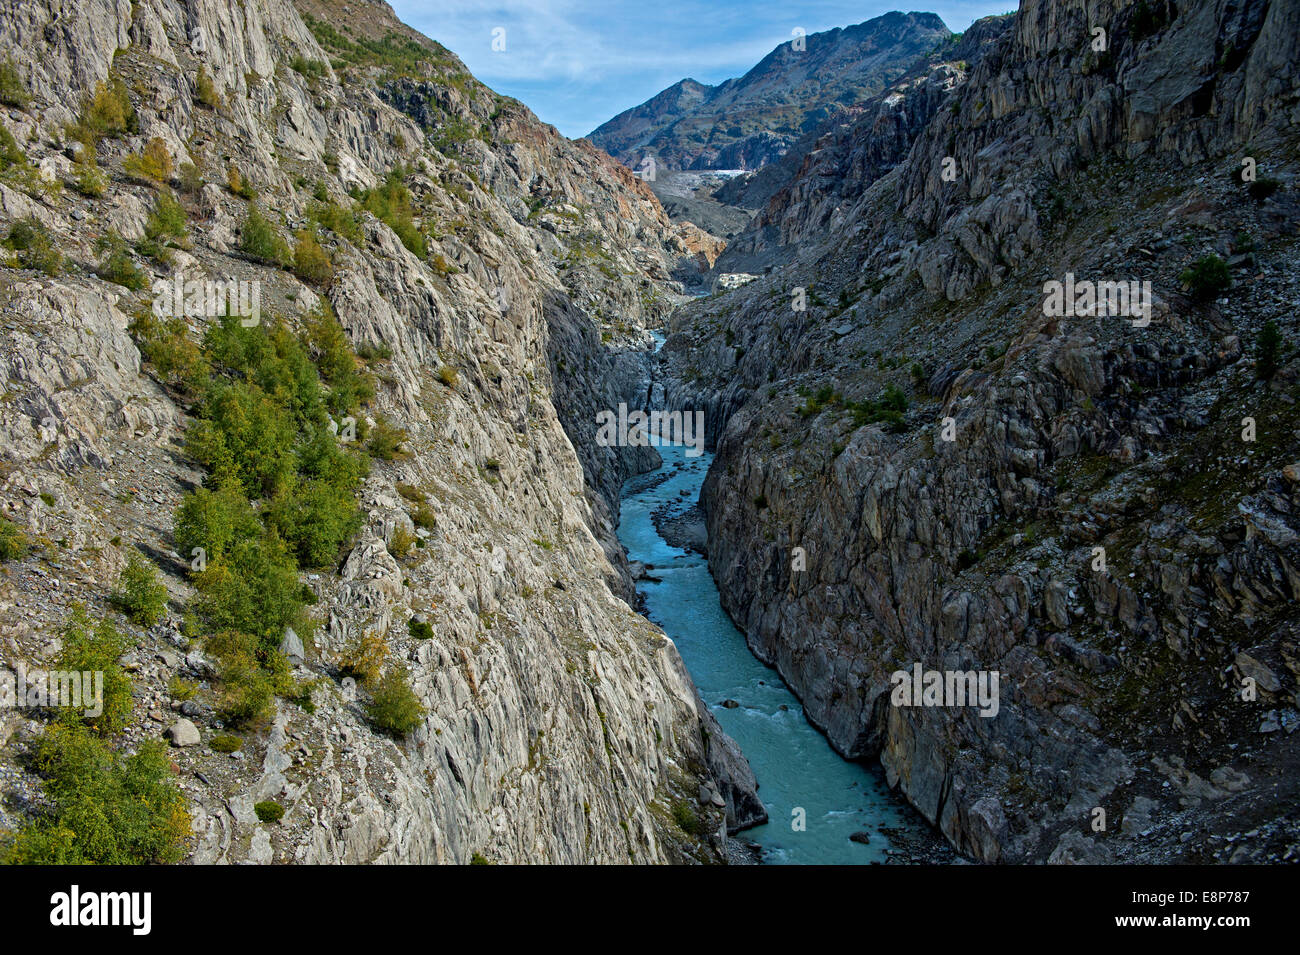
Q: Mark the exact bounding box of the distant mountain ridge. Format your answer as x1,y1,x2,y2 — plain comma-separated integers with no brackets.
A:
587,10,952,171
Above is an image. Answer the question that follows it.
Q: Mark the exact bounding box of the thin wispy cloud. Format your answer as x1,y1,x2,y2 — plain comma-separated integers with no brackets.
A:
390,1,1014,138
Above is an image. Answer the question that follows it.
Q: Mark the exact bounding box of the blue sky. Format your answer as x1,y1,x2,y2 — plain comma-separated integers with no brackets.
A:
388,1,1014,139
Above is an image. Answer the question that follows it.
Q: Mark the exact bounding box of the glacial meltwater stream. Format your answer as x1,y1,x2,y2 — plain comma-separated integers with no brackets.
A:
618,441,927,864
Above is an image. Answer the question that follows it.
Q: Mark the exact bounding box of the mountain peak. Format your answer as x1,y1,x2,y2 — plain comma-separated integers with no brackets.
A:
587,10,951,171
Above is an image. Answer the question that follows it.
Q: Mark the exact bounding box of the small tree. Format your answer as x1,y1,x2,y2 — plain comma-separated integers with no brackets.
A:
0,59,30,109
111,551,168,627
292,229,334,287
94,230,146,290
7,218,61,276
1257,319,1284,381
0,515,28,560
194,66,221,109
366,664,425,735
123,137,173,185
238,203,290,265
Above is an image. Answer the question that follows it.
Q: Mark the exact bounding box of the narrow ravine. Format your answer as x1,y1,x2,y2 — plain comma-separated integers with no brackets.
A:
618,440,937,864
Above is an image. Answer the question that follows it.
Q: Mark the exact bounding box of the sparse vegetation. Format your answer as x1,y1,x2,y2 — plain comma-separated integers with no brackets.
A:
71,158,108,198
0,124,25,172
671,800,702,835
366,415,407,460
309,196,363,244
358,167,426,256
341,631,388,684
227,165,256,200
289,56,328,79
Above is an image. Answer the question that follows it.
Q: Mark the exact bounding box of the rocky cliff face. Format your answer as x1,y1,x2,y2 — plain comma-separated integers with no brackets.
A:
657,0,1300,862
0,0,759,863
715,15,1014,274
588,11,952,172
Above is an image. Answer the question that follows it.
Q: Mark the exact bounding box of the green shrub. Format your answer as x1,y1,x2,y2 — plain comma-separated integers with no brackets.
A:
1179,254,1230,301
122,137,173,185
341,631,387,684
289,56,328,78
53,605,133,735
178,161,204,195
1257,319,1283,381
7,218,61,276
671,800,701,835
0,59,30,108
845,385,908,432
172,304,374,706
174,479,261,565
210,734,243,753
411,503,436,531
74,79,136,142
365,664,425,735
358,168,426,256
308,198,362,244
292,228,334,287
95,230,147,289
111,551,169,627
144,191,189,245
366,416,407,460
0,721,190,864
71,160,108,197
254,800,285,823
389,524,416,557
194,66,221,109
238,202,291,265
265,474,363,567
193,536,306,647
227,165,256,199
407,617,434,640
303,302,374,415
130,310,208,391
397,483,426,504
207,630,279,726
0,124,25,171
167,675,197,701
0,515,28,560
1248,177,1280,202
186,380,299,495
